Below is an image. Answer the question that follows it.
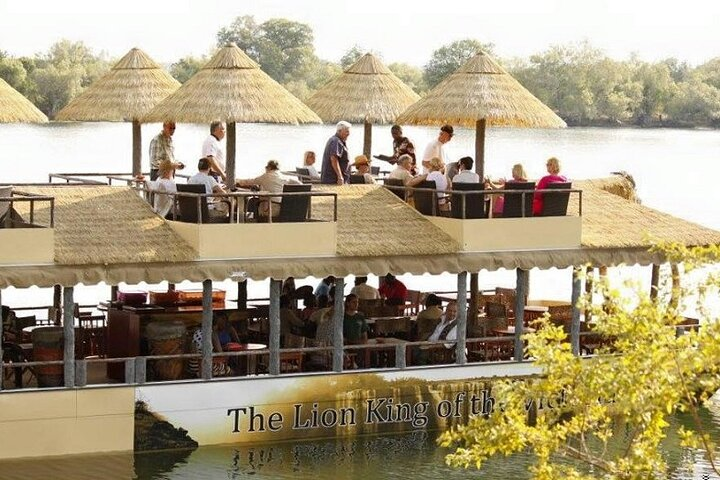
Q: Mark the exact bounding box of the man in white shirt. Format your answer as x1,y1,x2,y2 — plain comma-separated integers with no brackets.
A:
201,121,227,182
188,157,228,216
236,160,301,217
350,276,380,300
421,124,454,173
452,156,481,184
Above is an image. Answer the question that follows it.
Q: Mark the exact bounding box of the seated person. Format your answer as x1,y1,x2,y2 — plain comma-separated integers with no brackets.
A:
314,276,335,299
428,300,458,347
138,159,177,218
426,156,450,212
388,154,428,189
533,157,567,215
490,163,528,216
343,294,368,345
351,155,376,184
188,156,229,217
188,321,233,377
303,151,321,180
452,156,480,184
415,293,444,341
350,276,380,300
213,313,241,351
236,160,301,218
280,294,304,340
379,273,408,306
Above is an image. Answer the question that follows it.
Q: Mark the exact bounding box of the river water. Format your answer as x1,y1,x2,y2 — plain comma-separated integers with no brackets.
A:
1,124,719,478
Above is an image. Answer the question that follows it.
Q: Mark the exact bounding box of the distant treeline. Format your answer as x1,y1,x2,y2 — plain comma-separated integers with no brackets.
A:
2,15,719,128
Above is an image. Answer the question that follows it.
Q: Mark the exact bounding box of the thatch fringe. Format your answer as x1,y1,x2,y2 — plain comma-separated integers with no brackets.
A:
0,78,48,123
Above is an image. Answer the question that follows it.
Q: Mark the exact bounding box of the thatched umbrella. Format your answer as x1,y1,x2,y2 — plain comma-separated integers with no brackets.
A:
55,48,180,176
396,51,566,180
143,43,321,186
305,53,420,157
0,78,48,123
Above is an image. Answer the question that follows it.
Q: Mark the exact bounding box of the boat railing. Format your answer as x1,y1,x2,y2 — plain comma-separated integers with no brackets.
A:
0,191,55,228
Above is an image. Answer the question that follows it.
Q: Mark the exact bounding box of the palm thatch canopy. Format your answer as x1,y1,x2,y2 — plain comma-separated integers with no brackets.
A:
396,51,565,129
0,78,48,123
143,44,321,125
55,48,180,122
305,54,420,124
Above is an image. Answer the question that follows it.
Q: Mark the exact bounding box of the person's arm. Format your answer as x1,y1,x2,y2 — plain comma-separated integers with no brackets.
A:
406,173,428,187
211,331,223,352
206,157,227,182
330,155,343,185
230,326,240,343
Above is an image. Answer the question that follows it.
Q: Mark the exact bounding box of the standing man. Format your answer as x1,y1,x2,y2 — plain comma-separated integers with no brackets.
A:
321,121,351,185
149,121,184,180
201,121,227,182
374,125,416,172
421,124,454,173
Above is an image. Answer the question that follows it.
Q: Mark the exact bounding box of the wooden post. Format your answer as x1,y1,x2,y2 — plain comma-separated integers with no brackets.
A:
469,273,479,331
269,279,282,375
650,264,660,300
201,279,213,380
110,286,118,302
226,122,237,187
475,118,486,180
132,120,142,176
571,267,583,356
63,286,75,388
514,269,529,361
237,280,247,310
53,284,62,325
455,272,468,365
332,277,345,372
363,120,372,158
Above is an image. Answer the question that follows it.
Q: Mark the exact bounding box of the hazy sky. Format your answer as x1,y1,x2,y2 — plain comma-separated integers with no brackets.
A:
1,0,718,66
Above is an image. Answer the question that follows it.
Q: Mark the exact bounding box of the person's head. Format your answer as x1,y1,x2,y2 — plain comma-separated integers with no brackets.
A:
303,294,317,309
265,160,279,172
445,300,458,321
391,124,403,140
354,276,368,286
317,294,329,308
512,163,528,181
323,275,336,285
214,312,229,330
158,159,175,178
303,151,316,166
424,293,442,308
197,157,211,172
162,121,176,137
210,121,225,140
398,154,413,171
546,157,561,175
345,293,359,312
458,156,474,172
336,121,351,141
385,273,396,284
428,156,444,172
439,124,454,143
352,155,371,173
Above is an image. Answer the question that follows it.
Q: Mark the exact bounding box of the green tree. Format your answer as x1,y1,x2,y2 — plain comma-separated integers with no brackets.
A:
630,61,677,124
0,51,29,92
340,45,367,70
694,57,720,90
440,245,720,479
388,62,427,94
424,39,494,89
169,55,206,84
666,77,720,126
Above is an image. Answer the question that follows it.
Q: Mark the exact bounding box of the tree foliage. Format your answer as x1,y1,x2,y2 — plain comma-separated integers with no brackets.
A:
388,62,427,95
424,39,495,89
440,245,720,479
169,55,206,84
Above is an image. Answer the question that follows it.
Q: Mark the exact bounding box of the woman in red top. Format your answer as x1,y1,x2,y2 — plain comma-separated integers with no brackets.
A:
533,157,567,215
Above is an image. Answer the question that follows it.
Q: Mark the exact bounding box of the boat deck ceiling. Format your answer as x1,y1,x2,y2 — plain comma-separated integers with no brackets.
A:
3,180,719,288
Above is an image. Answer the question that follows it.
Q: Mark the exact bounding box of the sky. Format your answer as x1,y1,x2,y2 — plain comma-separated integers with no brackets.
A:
1,0,719,66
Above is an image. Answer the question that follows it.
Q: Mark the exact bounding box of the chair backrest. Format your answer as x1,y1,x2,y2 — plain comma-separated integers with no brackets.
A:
485,301,507,320
349,174,365,185
296,167,310,176
540,182,572,217
450,182,486,219
370,166,380,176
502,181,535,218
176,183,209,223
358,298,384,317
548,304,573,333
495,287,516,297
413,180,437,216
277,184,312,223
383,178,406,200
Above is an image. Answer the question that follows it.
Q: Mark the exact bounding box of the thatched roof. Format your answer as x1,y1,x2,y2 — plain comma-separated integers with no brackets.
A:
0,78,48,123
15,186,196,265
396,51,566,128
304,53,420,124
143,44,321,124
55,48,180,122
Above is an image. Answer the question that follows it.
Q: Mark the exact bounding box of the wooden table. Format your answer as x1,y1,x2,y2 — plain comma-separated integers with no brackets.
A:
492,326,536,336
230,342,267,375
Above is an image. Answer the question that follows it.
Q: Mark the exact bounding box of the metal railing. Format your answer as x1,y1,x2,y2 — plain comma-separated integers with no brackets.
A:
0,191,55,228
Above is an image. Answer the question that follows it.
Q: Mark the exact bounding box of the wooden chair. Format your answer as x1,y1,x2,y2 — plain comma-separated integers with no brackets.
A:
405,290,422,316
548,304,573,334
383,178,406,200
74,304,107,357
413,180,438,216
358,298,384,317
277,184,312,223
502,181,535,218
450,182,487,219
539,182,572,217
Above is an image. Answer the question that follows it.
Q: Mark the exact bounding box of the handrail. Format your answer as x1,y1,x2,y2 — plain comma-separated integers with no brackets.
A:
0,193,55,228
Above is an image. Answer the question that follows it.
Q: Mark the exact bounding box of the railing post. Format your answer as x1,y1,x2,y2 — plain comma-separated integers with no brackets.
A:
63,286,75,388
571,267,583,355
514,269,529,361
269,279,282,375
455,272,467,365
332,277,345,372
125,358,136,385
75,359,87,387
395,344,406,369
201,279,213,380
135,357,146,384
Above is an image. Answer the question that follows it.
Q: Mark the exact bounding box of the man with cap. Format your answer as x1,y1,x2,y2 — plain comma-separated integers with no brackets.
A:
421,124,454,174
321,121,351,185
350,155,376,184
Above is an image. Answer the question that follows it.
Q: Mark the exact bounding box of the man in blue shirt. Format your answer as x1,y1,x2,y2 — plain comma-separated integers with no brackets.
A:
321,121,351,185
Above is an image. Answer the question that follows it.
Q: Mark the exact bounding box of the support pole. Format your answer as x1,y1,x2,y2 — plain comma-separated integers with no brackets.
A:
110,285,118,302
571,267,583,356
63,286,75,388
237,280,247,310
469,273,479,332
363,120,372,158
201,279,213,380
455,272,468,364
475,119,486,180
514,268,529,361
650,263,660,300
132,120,142,176
53,284,62,325
269,279,282,375
227,122,237,188
332,277,345,372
